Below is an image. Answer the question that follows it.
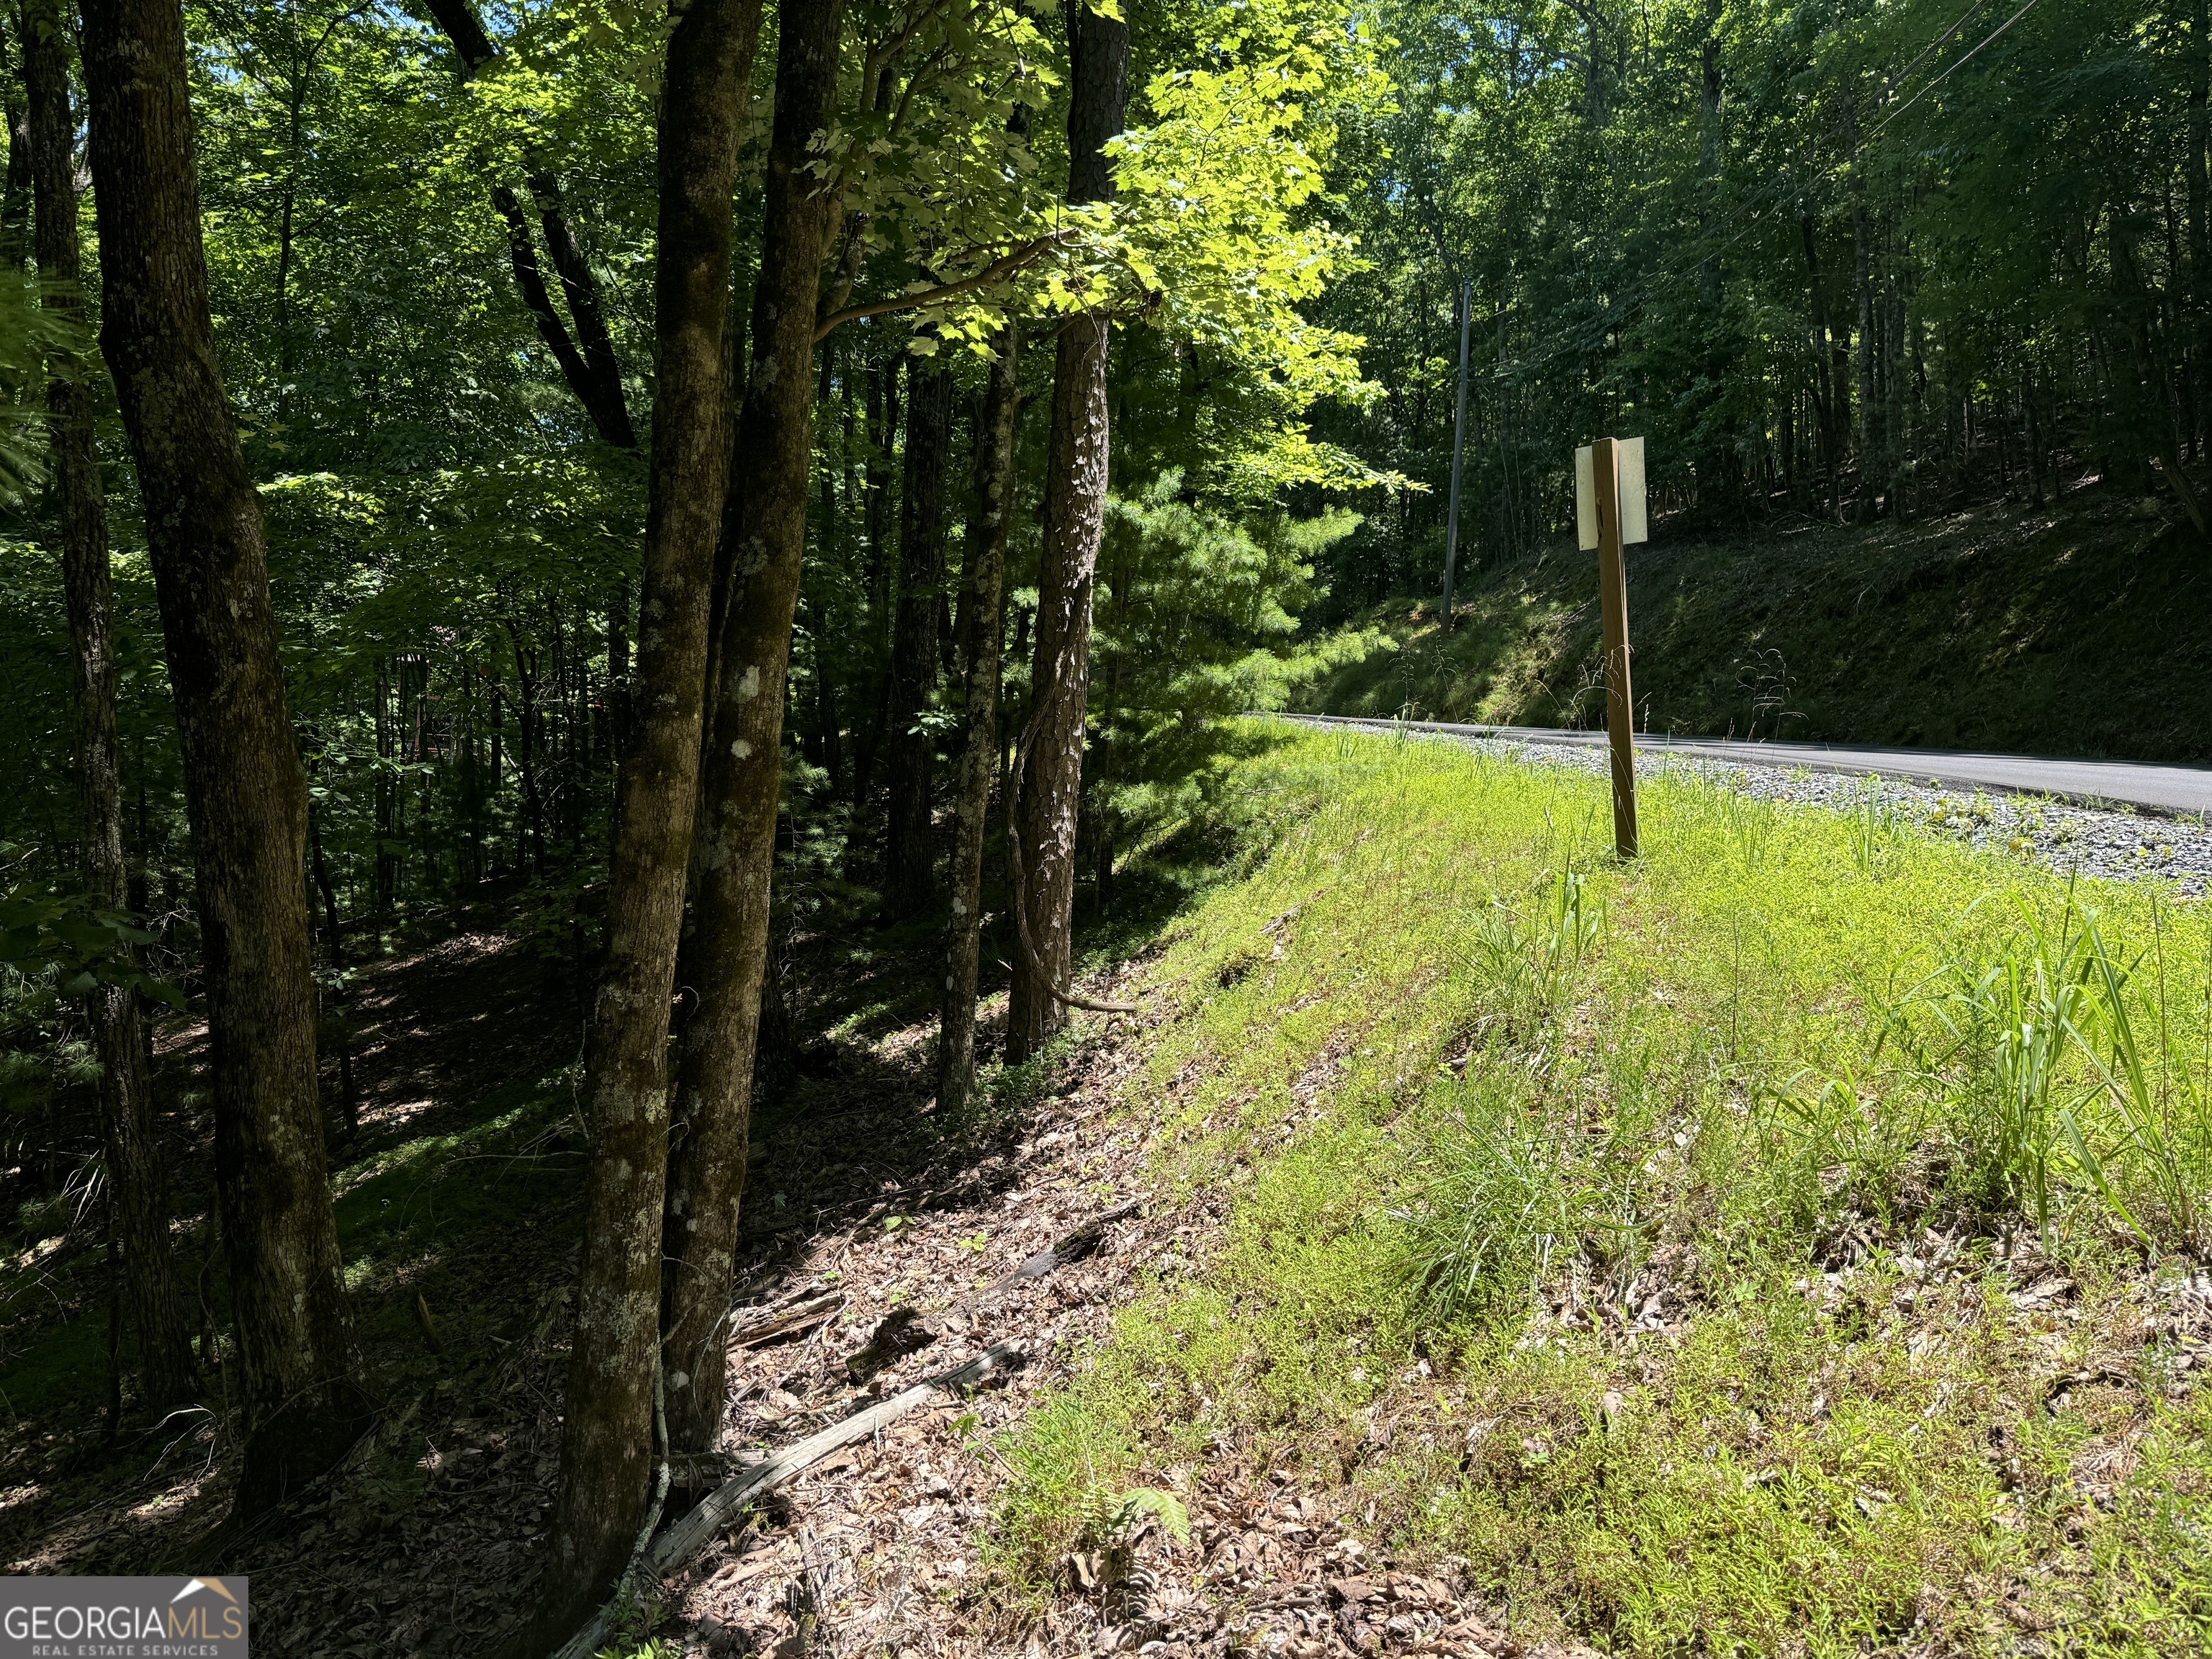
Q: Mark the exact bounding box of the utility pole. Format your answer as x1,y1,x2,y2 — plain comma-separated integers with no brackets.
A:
1440,279,1471,631
1576,435,1647,859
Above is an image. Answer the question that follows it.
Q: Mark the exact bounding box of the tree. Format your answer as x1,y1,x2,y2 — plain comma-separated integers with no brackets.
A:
525,0,762,1629
80,0,369,1511
23,0,197,1411
1006,0,1128,1062
881,356,953,917
417,0,638,451
659,0,848,1466
938,323,1020,1110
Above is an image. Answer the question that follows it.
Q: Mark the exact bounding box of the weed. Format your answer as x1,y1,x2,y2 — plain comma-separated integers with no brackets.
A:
2072,904,2212,1254
1401,1061,1650,1324
1722,791,1779,871
1919,906,2097,1236
1457,868,1604,1038
989,724,2212,1653
1848,794,1904,876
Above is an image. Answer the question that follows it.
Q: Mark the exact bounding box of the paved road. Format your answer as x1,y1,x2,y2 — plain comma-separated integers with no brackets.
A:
1280,714,2212,818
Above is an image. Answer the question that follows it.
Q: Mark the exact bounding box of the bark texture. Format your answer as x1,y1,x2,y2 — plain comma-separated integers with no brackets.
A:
1007,0,1125,1061
529,0,762,1632
660,0,846,1462
882,358,953,917
938,325,1020,1112
80,0,368,1511
26,0,197,1411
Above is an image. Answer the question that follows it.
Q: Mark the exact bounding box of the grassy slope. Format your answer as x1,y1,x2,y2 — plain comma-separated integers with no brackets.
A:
994,721,2212,1655
1304,486,2212,763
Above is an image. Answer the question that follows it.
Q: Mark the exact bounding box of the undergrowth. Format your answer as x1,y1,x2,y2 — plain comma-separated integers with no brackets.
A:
989,719,2212,1655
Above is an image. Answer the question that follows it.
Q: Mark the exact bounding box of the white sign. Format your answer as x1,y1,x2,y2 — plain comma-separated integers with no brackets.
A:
1575,436,1648,550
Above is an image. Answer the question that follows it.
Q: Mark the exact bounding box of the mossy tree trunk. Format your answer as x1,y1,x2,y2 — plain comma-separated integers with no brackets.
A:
526,0,763,1633
1007,0,1125,1061
659,0,848,1462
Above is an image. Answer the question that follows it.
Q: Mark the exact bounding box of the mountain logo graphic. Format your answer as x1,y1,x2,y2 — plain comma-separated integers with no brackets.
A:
171,1578,241,1606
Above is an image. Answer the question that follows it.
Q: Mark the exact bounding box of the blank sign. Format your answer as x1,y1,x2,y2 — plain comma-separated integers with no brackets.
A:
1574,436,1648,549
1617,436,1647,544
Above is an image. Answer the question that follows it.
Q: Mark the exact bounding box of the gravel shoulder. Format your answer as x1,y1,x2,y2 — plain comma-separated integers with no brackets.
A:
1282,717,2212,897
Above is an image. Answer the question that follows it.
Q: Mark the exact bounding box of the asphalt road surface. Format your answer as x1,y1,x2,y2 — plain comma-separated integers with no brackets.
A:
1281,715,2212,819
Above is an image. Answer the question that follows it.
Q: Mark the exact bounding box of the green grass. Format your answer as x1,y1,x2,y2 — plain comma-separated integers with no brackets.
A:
1305,489,2211,761
990,720,2212,1654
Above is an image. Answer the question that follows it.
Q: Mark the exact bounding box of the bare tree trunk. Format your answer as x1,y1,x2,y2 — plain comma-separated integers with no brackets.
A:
81,0,369,1513
507,622,547,875
1851,132,1878,521
939,324,1020,1112
882,358,952,918
660,0,845,1463
850,346,902,811
307,801,358,1136
373,657,398,913
27,0,197,1411
0,43,30,268
1007,0,1125,1061
523,0,762,1635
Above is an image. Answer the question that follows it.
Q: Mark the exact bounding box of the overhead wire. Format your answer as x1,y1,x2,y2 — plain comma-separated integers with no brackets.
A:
1434,0,2048,475
1573,0,2047,325
1871,0,2041,135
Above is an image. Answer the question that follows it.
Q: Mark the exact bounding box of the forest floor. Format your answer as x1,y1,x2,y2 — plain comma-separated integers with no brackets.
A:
1304,473,2212,764
10,720,2212,1655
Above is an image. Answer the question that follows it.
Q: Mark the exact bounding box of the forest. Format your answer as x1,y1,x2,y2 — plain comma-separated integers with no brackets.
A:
0,0,2203,1642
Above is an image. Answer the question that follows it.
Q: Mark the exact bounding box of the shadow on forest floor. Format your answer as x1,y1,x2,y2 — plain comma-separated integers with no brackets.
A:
0,769,1266,1654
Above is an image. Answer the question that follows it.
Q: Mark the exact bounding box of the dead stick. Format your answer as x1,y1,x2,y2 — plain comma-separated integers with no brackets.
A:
728,1291,843,1348
549,1342,1025,1659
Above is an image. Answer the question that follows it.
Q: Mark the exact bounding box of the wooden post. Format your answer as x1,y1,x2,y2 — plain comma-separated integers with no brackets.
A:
1440,279,1471,631
1593,436,1638,859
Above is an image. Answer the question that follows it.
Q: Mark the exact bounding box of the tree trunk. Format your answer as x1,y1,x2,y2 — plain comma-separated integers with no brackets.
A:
883,357,952,918
524,0,762,1635
307,801,358,1136
507,624,547,875
0,61,30,266
850,346,902,811
81,0,369,1513
373,658,398,913
1007,0,1125,1061
2193,0,2208,300
1851,133,1878,521
660,0,845,1464
938,324,1020,1112
531,171,637,448
27,0,197,1411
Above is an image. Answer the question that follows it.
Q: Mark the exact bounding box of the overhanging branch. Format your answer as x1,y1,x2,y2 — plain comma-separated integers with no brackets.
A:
813,230,1071,341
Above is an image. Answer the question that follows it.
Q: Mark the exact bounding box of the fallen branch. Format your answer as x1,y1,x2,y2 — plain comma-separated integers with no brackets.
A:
974,1198,1142,1304
844,1199,1143,1380
728,1291,843,1349
550,1342,1025,1659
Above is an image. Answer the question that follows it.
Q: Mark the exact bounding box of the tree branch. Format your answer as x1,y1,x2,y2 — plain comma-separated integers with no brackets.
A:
814,231,1071,341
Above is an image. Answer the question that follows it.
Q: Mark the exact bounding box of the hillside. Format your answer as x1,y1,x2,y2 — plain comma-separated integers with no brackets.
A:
1303,484,2212,764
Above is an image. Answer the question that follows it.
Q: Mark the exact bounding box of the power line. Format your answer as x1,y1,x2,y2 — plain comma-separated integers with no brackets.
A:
1872,0,2041,135
1880,0,1987,99
1593,0,2047,320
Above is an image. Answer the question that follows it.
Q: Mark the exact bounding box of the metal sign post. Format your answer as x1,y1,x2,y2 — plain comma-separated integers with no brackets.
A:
1575,436,1647,859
